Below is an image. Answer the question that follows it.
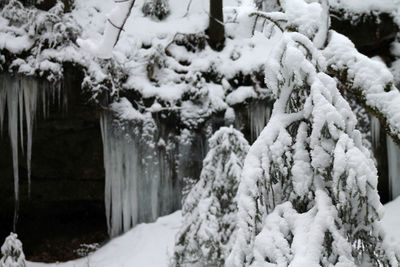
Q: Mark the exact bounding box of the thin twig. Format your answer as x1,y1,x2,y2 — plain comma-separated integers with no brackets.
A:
249,11,286,35
108,0,137,47
183,0,194,17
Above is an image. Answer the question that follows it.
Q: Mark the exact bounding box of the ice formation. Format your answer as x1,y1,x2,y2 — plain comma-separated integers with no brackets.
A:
100,111,181,237
248,100,272,142
0,74,64,230
370,116,400,200
371,116,380,149
387,136,400,200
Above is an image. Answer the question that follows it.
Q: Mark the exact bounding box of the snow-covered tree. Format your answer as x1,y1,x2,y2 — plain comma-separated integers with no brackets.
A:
227,3,400,265
171,126,249,267
0,233,26,267
142,0,170,21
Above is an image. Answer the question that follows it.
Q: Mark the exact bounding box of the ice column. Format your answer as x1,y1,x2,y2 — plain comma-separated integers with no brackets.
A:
248,100,272,142
387,136,400,199
6,78,21,230
371,116,400,200
370,116,380,149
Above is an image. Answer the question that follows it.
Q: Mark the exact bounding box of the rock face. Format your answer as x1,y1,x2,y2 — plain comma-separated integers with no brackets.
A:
0,62,273,261
0,65,106,262
330,9,399,56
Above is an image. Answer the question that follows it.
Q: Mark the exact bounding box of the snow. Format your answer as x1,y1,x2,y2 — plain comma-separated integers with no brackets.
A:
0,33,32,54
172,127,249,266
329,0,400,14
323,31,400,144
28,211,182,267
20,197,400,267
5,0,398,132
1,233,26,267
229,15,398,263
382,197,400,248
69,0,277,114
21,201,400,267
0,0,400,264
226,86,257,105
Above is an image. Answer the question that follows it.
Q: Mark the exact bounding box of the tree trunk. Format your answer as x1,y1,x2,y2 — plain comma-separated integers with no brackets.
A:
376,125,390,204
207,0,225,51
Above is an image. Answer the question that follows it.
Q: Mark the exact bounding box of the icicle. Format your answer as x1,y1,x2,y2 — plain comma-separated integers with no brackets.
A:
22,78,39,198
370,116,380,149
7,78,20,232
248,100,272,142
101,113,140,237
19,84,24,155
0,78,6,136
386,135,400,199
42,86,47,119
0,74,65,229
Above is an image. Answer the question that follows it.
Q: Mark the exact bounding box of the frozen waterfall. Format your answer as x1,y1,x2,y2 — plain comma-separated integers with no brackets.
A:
100,111,181,237
0,74,64,230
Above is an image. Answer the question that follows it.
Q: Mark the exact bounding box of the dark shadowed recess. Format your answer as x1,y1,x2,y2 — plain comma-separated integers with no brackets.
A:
0,64,107,262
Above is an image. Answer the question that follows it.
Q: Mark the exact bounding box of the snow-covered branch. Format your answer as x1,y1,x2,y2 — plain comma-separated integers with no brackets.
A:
323,31,400,146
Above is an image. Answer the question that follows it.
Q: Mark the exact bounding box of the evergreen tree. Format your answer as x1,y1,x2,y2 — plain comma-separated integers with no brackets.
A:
228,32,399,267
227,5,400,265
171,126,249,267
0,233,26,267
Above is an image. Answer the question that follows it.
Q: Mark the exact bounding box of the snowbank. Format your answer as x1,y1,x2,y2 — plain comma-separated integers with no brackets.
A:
382,196,400,247
25,197,400,266
28,211,182,267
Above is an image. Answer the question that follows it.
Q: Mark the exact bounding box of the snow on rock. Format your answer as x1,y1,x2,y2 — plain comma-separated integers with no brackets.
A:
329,0,400,15
226,86,257,105
28,211,182,267
1,0,277,123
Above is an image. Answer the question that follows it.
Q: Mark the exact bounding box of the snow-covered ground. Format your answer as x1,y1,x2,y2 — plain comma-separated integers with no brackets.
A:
382,197,400,246
28,211,181,267
26,197,400,267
